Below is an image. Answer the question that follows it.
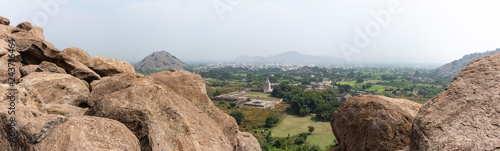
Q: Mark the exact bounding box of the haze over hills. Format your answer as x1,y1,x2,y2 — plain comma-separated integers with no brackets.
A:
234,51,347,64
436,48,500,77
134,51,187,73
232,51,447,65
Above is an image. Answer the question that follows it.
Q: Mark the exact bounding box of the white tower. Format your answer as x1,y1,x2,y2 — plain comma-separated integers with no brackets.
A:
264,77,272,93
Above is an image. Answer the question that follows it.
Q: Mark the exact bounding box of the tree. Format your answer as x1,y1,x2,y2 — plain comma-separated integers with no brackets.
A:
229,102,236,107
265,117,280,128
356,78,364,83
229,111,245,125
308,125,315,133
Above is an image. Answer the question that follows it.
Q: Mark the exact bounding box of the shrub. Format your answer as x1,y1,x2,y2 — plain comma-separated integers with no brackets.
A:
308,125,315,133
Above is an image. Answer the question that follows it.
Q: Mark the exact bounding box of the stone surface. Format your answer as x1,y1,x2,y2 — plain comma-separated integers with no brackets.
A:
331,95,421,151
236,132,261,151
0,55,22,83
410,53,500,151
16,22,44,40
0,16,9,25
43,104,88,117
12,31,100,83
61,47,93,67
33,116,141,151
149,70,242,147
20,72,90,106
90,55,135,77
19,64,38,77
86,73,242,151
36,61,66,74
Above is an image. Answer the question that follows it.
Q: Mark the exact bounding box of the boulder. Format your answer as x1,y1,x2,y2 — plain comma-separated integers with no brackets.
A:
36,61,66,74
149,70,241,147
410,53,500,150
33,116,141,151
20,72,89,106
86,73,243,151
331,95,421,151
12,31,100,83
0,23,21,57
0,84,140,151
19,65,38,77
90,55,135,77
16,22,44,40
236,132,261,151
61,47,93,67
0,16,9,26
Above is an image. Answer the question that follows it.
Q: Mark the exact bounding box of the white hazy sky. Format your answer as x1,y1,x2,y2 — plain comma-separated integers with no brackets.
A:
1,0,499,63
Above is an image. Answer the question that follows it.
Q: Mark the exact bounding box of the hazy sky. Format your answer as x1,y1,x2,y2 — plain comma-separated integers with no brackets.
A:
1,0,499,63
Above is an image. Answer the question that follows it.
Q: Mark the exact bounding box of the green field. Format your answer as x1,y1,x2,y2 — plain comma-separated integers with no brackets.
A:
272,115,335,148
244,91,282,101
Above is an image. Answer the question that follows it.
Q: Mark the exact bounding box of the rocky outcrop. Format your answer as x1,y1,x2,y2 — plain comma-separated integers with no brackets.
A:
0,16,259,151
410,53,500,150
0,16,9,25
330,95,421,151
12,31,100,83
90,55,135,77
20,72,89,106
16,22,44,40
134,50,187,73
61,47,93,67
85,71,250,151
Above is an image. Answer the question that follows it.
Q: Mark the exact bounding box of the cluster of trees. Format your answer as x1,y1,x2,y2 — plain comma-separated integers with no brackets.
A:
229,111,245,125
265,117,280,128
362,82,373,90
260,132,333,151
271,84,341,121
334,83,352,94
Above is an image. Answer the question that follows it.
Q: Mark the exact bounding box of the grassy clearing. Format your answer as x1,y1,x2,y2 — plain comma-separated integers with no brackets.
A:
364,85,385,93
244,91,282,101
272,115,335,148
216,101,289,140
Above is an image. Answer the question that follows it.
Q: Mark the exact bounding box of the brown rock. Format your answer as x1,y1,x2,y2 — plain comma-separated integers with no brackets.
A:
410,53,500,150
0,54,22,83
90,55,135,77
20,64,39,77
16,22,44,40
33,116,141,151
236,132,261,151
331,95,421,151
61,47,93,67
0,16,9,25
0,84,139,151
43,104,88,117
12,31,100,83
0,24,21,56
86,73,246,151
149,70,242,147
20,72,90,106
36,61,66,74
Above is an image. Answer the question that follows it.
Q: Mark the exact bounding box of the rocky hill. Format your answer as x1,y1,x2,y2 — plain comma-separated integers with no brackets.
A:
0,16,260,151
435,48,500,77
134,51,187,73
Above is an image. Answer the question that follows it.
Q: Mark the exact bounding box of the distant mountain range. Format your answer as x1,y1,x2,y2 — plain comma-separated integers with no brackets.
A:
436,48,500,77
233,51,346,64
134,51,186,73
